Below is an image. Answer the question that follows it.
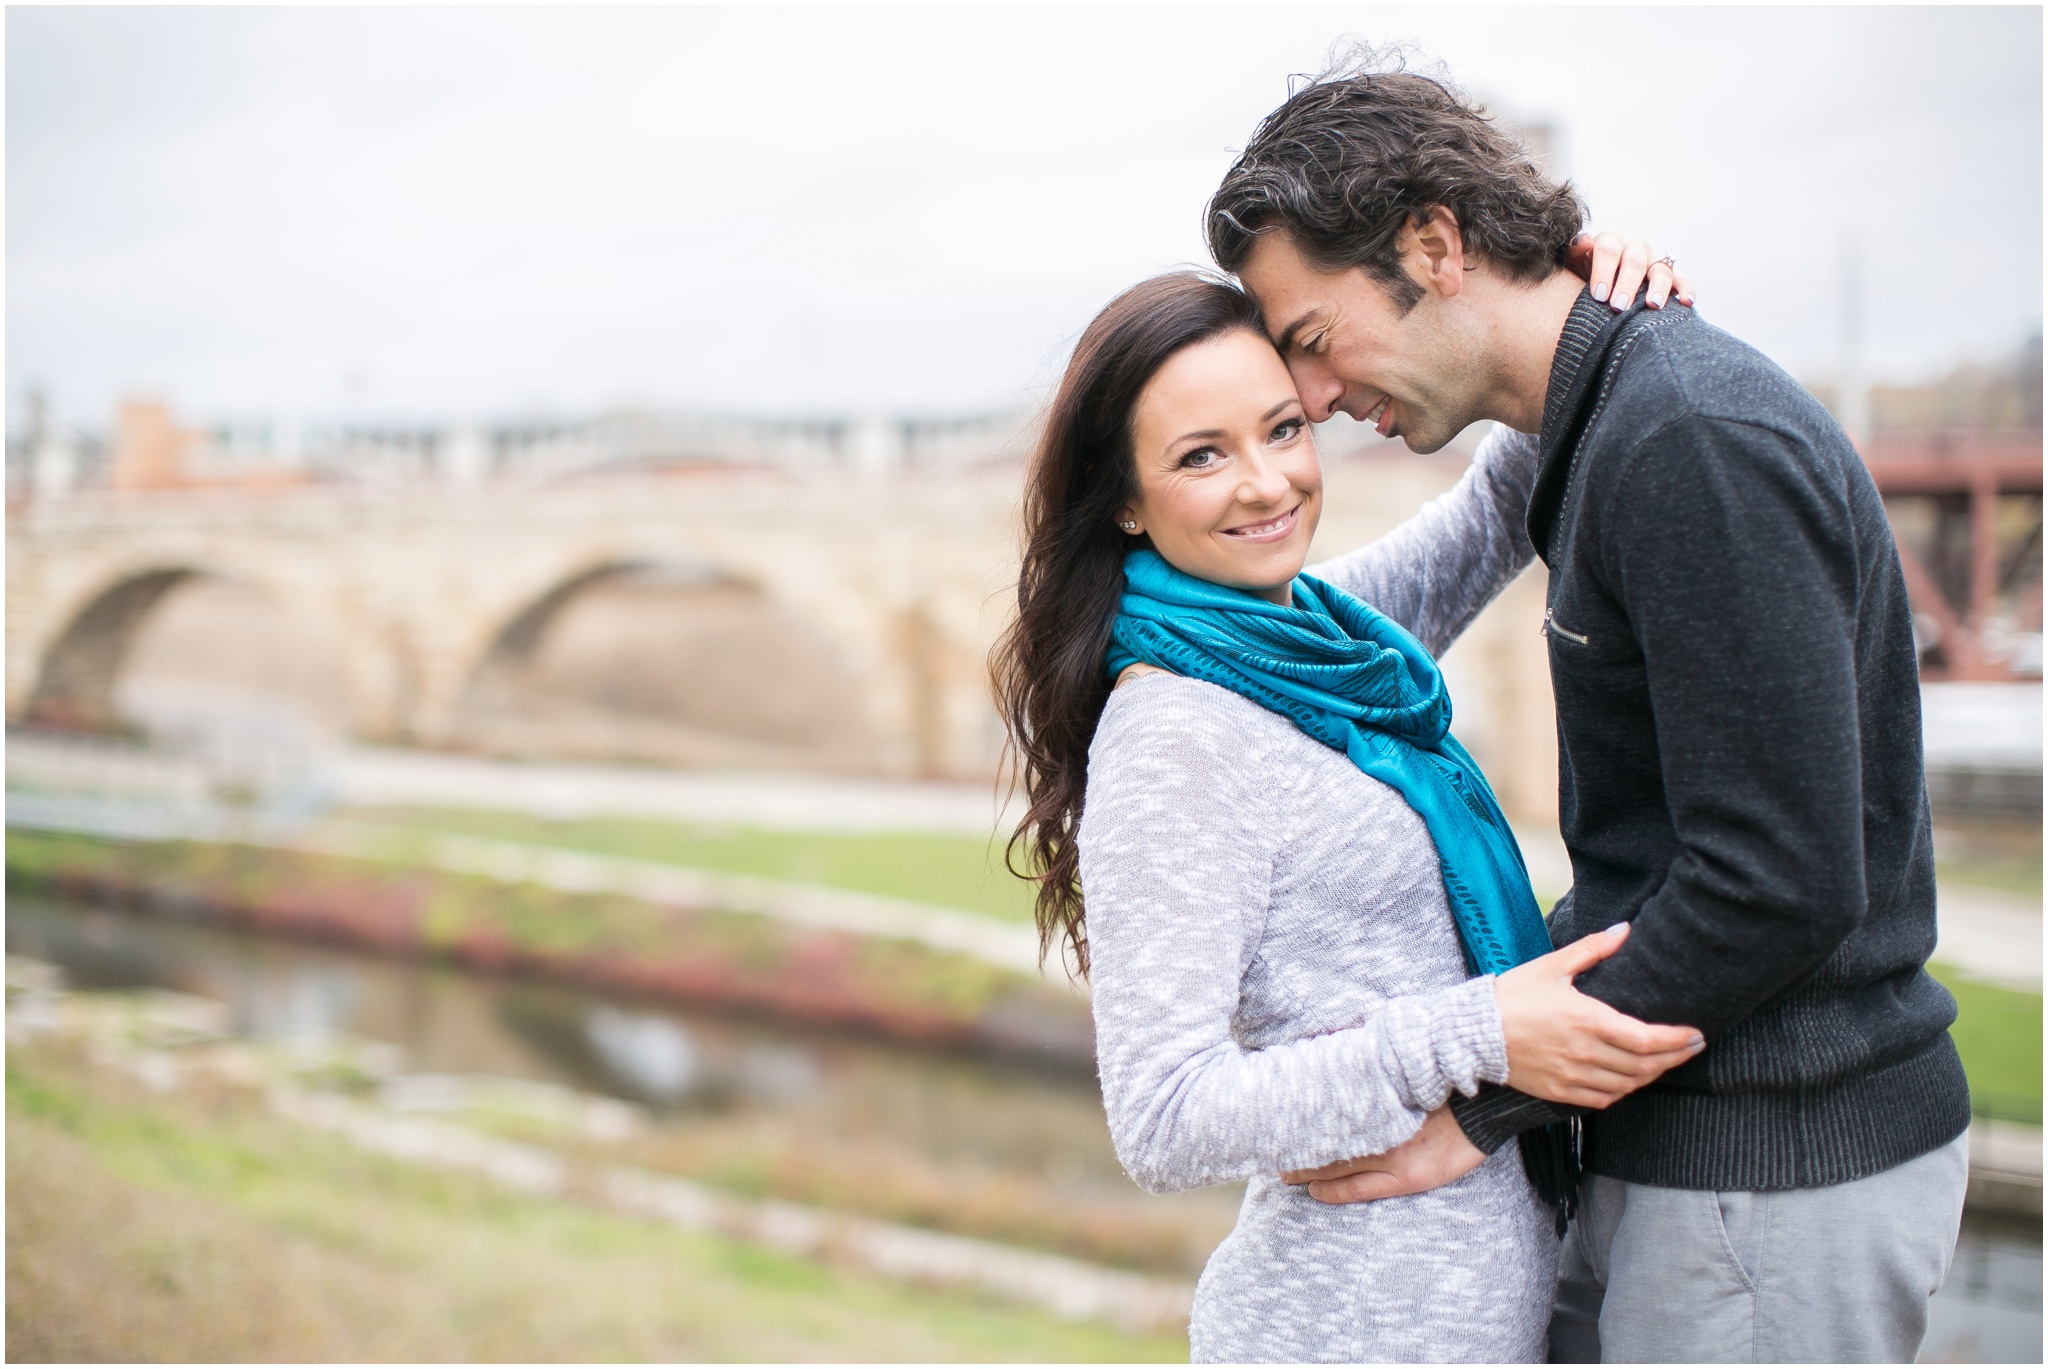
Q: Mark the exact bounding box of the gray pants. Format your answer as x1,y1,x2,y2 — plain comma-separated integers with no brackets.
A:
1549,1132,1969,1363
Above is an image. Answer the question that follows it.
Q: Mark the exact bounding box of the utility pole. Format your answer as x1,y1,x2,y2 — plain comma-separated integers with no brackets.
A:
29,390,78,501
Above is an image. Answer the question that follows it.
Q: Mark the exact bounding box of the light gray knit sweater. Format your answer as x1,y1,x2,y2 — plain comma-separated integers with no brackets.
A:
1078,426,1556,1364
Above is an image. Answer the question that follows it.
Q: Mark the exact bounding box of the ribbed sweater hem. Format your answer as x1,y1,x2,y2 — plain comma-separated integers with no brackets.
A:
1582,1034,1973,1191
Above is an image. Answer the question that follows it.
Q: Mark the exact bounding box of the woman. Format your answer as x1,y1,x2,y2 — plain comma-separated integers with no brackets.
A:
990,242,1701,1362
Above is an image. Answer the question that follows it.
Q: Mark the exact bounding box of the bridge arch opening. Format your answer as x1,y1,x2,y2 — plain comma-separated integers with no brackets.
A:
27,568,350,745
457,560,879,771
28,569,195,732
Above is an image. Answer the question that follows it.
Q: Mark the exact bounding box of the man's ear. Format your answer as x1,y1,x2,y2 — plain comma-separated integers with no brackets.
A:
1404,206,1468,299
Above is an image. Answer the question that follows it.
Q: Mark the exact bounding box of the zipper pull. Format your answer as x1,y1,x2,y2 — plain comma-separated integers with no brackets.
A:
1543,608,1590,646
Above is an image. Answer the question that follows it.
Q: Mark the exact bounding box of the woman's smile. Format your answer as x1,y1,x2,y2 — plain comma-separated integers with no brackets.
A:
1220,501,1304,543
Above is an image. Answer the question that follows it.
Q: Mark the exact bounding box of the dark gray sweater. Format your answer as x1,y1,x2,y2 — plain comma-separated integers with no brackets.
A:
1449,291,1972,1191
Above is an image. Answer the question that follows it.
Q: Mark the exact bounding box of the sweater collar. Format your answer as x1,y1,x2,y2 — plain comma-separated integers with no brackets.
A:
1525,288,1650,564
1541,289,1619,443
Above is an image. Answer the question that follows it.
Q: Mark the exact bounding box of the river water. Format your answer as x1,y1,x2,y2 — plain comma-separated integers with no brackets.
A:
7,894,2039,1361
3,895,1165,1184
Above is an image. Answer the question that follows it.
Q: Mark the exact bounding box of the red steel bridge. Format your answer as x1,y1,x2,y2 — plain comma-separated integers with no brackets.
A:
1863,432,2043,682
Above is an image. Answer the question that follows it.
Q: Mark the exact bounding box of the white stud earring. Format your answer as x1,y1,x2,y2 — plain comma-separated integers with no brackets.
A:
1118,520,1138,533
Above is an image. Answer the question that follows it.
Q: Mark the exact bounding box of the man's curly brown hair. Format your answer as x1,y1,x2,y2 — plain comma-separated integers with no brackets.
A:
1207,49,1585,313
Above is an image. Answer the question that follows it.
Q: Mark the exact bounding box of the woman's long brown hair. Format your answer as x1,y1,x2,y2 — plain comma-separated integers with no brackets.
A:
991,272,1264,977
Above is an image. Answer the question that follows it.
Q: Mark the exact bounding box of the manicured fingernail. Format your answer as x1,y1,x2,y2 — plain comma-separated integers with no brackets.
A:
1648,299,1663,309
1589,281,1609,303
1687,1035,1706,1050
1606,922,1628,935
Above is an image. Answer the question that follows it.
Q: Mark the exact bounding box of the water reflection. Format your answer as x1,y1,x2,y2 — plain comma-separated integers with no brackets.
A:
585,1005,699,1102
246,965,359,1041
3,894,1143,1184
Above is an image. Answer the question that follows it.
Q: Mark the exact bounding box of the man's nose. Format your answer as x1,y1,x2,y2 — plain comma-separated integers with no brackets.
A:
1289,359,1344,425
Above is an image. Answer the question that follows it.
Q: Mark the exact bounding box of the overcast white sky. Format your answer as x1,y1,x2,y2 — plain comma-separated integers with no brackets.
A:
8,4,2041,429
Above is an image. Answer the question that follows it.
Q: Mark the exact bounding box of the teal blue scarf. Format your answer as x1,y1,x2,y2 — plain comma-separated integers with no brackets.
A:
1106,549,1551,976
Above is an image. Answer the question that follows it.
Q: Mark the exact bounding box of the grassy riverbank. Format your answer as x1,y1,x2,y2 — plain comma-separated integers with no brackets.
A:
5,1044,1184,1362
356,805,1040,923
4,829,1089,1064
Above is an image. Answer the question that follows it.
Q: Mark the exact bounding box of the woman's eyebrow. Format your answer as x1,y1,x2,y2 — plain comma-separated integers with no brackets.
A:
1169,400,1296,449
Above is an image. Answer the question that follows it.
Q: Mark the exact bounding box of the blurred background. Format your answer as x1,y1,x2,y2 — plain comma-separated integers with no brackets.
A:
5,6,2040,1362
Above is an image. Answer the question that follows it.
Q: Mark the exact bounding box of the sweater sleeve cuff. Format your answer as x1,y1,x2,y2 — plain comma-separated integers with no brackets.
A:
1447,1083,1568,1155
1380,975,1510,1113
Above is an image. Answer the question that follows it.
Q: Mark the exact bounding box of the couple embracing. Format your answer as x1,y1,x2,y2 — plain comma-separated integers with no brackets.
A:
992,55,1971,1364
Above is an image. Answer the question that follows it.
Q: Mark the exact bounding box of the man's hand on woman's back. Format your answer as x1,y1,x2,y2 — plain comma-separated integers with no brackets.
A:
1281,1105,1486,1204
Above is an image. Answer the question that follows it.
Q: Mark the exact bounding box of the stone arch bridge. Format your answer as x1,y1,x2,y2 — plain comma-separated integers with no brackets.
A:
7,470,1026,779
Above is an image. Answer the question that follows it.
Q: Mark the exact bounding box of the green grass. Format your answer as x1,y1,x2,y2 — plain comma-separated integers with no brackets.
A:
357,806,1042,923
1937,853,2045,899
6,1048,1185,1362
1928,964,2044,1124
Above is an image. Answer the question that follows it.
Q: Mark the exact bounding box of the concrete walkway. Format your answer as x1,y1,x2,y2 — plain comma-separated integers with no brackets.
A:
1935,885,2044,991
337,746,1021,837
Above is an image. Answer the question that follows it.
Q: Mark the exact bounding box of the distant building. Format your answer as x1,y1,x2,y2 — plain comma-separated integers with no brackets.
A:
11,401,1043,499
109,401,197,491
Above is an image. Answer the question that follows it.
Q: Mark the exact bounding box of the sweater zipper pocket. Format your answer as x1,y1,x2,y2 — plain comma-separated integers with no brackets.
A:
1542,608,1590,646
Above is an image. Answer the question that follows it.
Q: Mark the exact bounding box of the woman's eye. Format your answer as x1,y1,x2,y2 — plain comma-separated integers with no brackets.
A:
1271,419,1303,443
1180,448,1220,469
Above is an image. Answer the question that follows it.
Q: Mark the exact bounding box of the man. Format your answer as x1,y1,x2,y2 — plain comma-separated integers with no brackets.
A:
1207,61,1972,1363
